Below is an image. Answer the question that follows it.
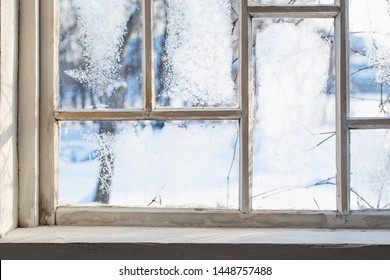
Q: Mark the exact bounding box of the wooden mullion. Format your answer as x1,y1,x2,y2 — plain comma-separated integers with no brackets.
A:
40,0,59,225
19,0,40,227
239,0,252,214
143,0,154,110
335,0,350,214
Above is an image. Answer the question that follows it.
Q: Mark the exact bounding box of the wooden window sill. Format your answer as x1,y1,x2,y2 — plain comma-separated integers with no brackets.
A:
1,226,390,259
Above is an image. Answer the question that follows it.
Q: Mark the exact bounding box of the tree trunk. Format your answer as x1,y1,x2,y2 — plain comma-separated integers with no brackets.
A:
94,4,142,203
94,121,116,204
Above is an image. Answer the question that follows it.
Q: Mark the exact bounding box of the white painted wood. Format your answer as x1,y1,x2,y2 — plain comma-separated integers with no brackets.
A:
18,0,40,228
143,0,154,110
55,207,390,229
54,108,242,120
248,5,340,18
335,0,350,214
347,118,390,129
40,0,59,225
239,1,252,214
3,226,390,244
0,0,19,237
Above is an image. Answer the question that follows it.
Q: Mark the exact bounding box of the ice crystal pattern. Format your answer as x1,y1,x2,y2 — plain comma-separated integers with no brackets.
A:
64,0,132,97
363,0,390,85
255,23,331,176
83,131,117,196
351,130,390,209
163,0,235,107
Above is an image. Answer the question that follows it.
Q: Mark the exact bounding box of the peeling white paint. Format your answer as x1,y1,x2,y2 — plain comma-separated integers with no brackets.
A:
0,0,19,237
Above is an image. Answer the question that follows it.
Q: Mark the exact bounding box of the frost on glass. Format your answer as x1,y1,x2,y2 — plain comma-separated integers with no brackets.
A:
59,121,239,208
251,0,334,4
252,19,336,210
59,0,143,109
349,0,390,117
154,0,239,107
351,130,390,210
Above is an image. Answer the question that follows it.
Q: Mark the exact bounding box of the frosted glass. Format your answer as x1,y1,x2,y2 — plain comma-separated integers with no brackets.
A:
349,0,390,117
252,18,336,210
59,121,239,208
59,0,143,109
154,0,239,108
351,130,390,210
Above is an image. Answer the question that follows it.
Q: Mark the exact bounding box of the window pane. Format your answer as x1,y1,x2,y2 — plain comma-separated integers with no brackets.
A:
59,121,239,208
351,130,390,210
153,0,239,108
252,18,336,210
349,0,390,117
59,0,143,109
251,0,334,5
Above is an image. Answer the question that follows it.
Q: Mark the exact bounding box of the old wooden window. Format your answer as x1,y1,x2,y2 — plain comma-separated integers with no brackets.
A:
37,0,390,228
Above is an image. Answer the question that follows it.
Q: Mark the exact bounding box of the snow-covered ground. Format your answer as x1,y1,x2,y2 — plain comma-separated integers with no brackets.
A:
59,121,240,208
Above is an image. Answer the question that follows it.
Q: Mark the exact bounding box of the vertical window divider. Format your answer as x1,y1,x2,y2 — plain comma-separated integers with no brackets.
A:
335,0,350,214
19,0,40,227
40,0,59,225
239,0,252,214
143,0,155,111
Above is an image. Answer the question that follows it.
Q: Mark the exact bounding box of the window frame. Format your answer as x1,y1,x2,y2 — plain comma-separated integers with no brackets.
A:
32,0,390,228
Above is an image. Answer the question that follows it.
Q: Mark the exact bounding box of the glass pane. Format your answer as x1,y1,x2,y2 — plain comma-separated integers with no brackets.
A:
252,18,336,210
59,121,239,208
351,130,390,210
153,0,239,108
59,0,143,109
251,0,334,5
349,0,390,117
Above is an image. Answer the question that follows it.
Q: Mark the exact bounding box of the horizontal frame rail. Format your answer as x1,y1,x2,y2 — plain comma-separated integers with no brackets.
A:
347,118,390,129
54,109,242,121
248,5,340,18
56,207,390,229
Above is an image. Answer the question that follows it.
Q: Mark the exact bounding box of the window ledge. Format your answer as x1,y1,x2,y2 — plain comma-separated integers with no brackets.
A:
1,226,390,259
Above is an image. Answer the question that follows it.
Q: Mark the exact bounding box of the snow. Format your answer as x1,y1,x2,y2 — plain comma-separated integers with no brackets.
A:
349,0,390,116
253,20,336,210
351,130,390,210
162,0,237,107
59,121,239,208
356,0,390,86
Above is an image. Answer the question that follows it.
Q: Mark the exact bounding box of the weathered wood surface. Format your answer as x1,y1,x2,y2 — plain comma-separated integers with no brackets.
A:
1,227,390,259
